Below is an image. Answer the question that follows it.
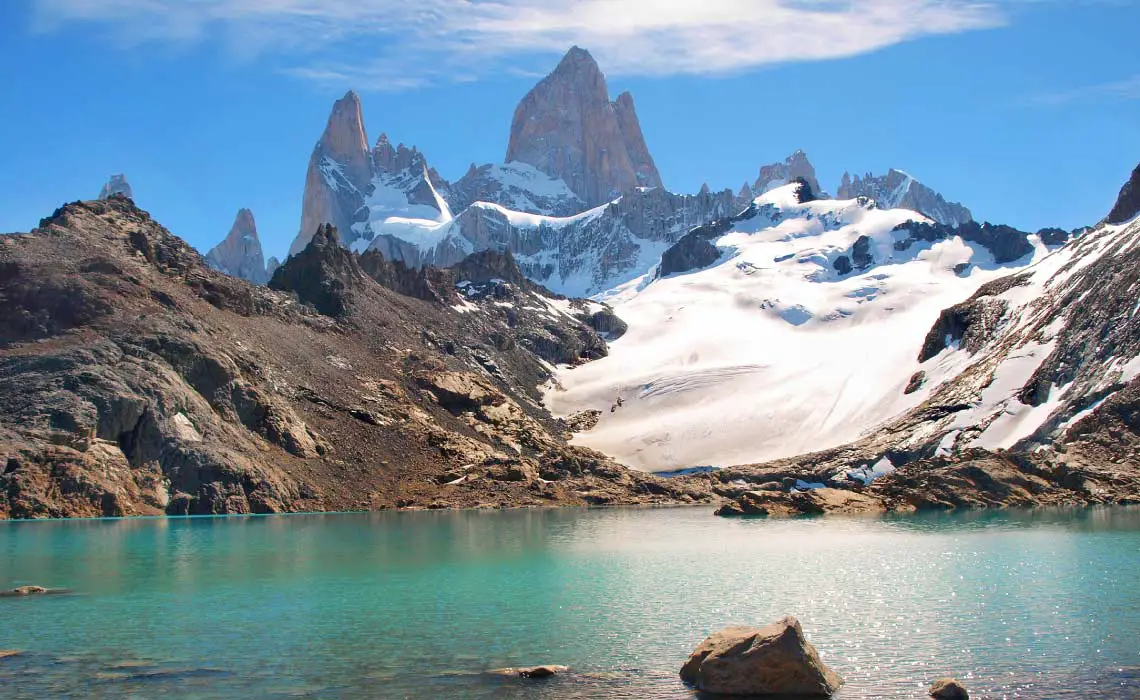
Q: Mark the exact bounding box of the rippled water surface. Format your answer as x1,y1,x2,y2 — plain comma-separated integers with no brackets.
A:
2,506,1140,698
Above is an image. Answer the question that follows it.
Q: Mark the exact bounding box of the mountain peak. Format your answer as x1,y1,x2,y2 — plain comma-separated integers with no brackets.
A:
837,169,972,227
98,174,133,201
754,151,823,197
205,208,268,285
1106,163,1140,225
505,47,662,206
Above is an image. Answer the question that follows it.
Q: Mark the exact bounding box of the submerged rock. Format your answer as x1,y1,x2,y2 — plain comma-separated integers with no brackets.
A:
487,664,569,679
680,616,842,696
0,585,49,597
715,488,883,517
929,677,970,699
0,650,21,660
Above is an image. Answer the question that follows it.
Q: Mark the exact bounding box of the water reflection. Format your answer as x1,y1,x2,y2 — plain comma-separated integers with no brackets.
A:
1,506,1139,699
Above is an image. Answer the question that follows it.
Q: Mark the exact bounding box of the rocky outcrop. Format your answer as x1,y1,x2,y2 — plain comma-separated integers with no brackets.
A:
1,197,710,519
893,220,1034,265
98,174,132,201
205,208,269,285
505,47,662,207
715,488,883,517
839,169,972,227
755,151,824,197
680,617,843,697
930,678,970,699
487,665,569,679
1106,163,1140,224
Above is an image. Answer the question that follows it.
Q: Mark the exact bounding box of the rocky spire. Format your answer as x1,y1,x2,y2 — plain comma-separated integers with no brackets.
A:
205,208,269,285
754,151,823,197
98,174,133,200
1106,163,1140,225
505,46,663,207
612,91,663,190
292,91,374,256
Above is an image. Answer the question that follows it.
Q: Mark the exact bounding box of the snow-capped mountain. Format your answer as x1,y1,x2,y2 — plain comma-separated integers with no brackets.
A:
205,208,269,285
289,92,452,256
448,161,584,217
838,169,972,227
505,46,663,207
98,174,132,200
753,150,825,197
544,181,1042,471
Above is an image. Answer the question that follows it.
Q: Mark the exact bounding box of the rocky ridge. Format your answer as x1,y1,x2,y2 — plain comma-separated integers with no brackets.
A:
838,169,972,227
0,196,711,519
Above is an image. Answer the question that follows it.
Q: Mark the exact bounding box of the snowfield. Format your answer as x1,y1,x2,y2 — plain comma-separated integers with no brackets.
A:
545,184,1047,472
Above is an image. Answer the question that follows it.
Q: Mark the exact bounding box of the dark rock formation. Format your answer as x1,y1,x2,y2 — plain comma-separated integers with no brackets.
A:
894,220,1034,265
680,617,843,696
0,197,713,519
930,678,970,699
1106,163,1140,225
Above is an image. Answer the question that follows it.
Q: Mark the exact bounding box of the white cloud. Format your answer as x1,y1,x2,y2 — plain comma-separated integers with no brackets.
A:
1030,75,1140,106
31,0,1009,88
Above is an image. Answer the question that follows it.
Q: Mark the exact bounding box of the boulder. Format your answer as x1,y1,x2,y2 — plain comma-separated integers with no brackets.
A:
681,617,842,696
488,664,569,679
929,677,970,699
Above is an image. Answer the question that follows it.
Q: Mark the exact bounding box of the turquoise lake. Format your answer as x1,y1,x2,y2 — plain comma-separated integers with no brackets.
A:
2,506,1139,699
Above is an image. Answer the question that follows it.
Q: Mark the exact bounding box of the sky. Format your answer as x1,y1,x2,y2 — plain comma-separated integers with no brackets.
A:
1,0,1138,262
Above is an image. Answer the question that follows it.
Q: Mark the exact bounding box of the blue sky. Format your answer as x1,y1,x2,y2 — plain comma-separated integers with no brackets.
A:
1,0,1138,261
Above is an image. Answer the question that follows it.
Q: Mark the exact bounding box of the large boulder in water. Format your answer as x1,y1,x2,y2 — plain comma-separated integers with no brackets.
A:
680,616,843,696
929,677,970,699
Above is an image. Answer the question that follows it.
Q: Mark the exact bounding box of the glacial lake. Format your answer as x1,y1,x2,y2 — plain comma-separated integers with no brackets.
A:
2,506,1139,699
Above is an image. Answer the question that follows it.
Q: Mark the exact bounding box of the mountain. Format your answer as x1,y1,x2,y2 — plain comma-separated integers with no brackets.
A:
837,169,972,227
448,162,584,216
504,46,663,207
98,174,132,200
0,196,710,519
205,208,269,285
546,181,1043,472
1106,163,1140,224
289,91,451,256
754,151,824,197
366,183,743,298
716,166,1140,512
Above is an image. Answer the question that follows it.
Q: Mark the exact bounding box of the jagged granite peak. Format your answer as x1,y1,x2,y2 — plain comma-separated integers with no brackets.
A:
291,92,451,257
754,151,824,198
505,46,663,207
837,168,972,227
205,208,269,285
612,91,664,191
1106,162,1140,225
98,174,133,200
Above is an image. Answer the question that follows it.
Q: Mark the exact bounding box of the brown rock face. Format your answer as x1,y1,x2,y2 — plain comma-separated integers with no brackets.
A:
205,208,268,285
680,616,843,696
505,47,663,207
930,678,970,699
1106,162,1140,225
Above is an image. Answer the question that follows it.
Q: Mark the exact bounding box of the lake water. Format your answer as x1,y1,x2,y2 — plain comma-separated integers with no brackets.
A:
2,506,1139,699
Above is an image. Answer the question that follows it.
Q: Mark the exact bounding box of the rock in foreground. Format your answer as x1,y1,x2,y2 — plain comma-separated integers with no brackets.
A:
0,585,48,597
680,616,842,696
929,677,970,699
487,665,568,679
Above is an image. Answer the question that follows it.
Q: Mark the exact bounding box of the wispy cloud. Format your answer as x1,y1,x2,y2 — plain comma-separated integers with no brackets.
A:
31,0,1010,89
1030,74,1140,106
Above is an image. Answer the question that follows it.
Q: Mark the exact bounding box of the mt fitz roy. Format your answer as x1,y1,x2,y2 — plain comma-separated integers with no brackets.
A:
11,45,1139,520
